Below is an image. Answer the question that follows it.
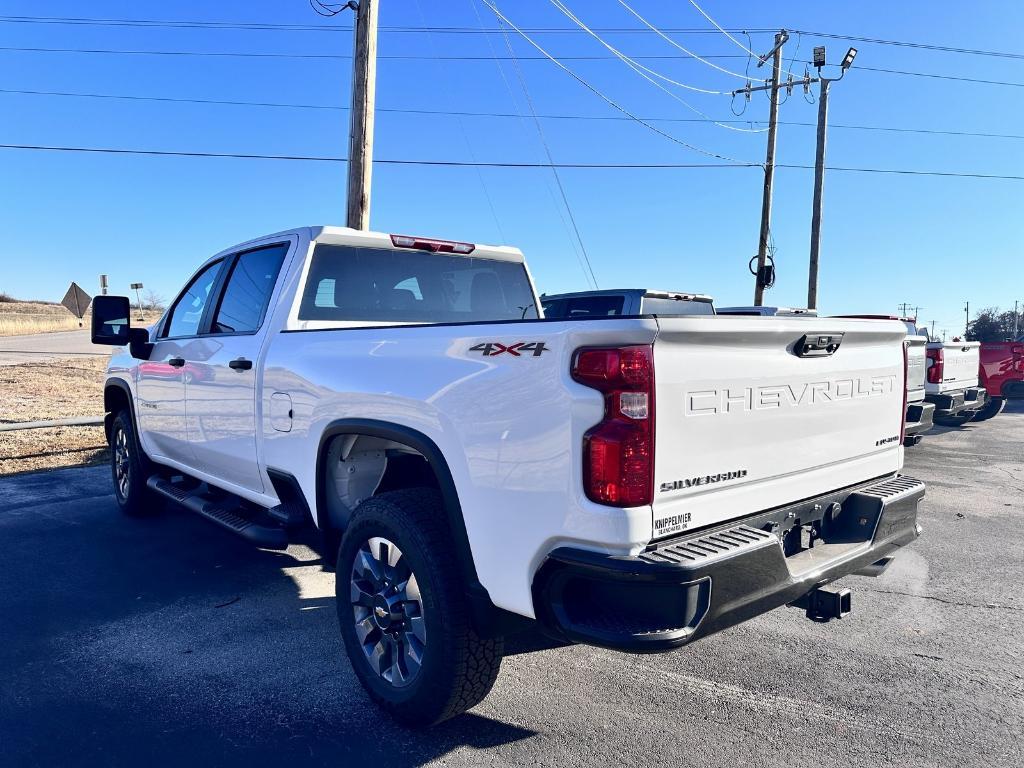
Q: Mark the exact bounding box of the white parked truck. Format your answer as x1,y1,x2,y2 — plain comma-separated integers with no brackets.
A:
717,306,818,317
90,226,924,726
925,339,987,425
541,288,715,318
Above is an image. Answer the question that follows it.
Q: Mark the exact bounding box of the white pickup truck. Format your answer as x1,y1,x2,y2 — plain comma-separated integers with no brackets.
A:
925,339,987,426
91,226,924,726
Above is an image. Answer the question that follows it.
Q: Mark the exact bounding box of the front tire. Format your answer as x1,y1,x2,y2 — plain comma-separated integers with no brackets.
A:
109,411,153,516
335,489,503,727
970,396,1005,422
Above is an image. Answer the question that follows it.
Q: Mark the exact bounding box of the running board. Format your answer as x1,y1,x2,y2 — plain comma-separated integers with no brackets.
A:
147,475,289,550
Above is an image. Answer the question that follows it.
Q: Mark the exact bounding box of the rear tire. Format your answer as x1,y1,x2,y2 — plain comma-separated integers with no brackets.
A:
109,411,154,516
934,411,976,427
335,489,503,727
970,396,1005,422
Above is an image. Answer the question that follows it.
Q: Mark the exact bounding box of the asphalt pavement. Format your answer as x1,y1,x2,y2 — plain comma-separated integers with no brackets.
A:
1,402,1022,767
0,330,109,365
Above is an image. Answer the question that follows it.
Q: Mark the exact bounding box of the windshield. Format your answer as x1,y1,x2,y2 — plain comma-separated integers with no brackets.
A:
298,245,538,323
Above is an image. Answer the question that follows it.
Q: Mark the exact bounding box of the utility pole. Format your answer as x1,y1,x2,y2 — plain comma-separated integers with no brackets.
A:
898,302,911,317
930,320,936,341
964,301,970,338
752,31,787,306
1014,300,1020,337
346,0,379,230
807,45,857,310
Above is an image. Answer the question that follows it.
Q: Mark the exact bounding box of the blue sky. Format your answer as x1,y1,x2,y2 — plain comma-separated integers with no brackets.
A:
1,0,1021,338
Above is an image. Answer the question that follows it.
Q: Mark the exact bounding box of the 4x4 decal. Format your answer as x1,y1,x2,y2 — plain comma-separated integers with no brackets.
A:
469,342,549,357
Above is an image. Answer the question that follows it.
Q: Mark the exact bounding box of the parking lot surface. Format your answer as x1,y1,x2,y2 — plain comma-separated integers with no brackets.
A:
0,331,107,366
2,402,1022,768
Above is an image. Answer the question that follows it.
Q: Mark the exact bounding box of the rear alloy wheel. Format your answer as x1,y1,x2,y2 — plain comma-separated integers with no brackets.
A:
969,396,1005,422
349,537,427,688
336,489,503,727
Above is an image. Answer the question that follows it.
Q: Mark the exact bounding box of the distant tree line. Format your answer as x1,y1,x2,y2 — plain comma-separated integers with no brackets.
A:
967,307,1023,342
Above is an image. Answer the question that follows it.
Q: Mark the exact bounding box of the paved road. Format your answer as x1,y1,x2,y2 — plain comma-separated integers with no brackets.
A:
0,330,109,365
2,404,1023,767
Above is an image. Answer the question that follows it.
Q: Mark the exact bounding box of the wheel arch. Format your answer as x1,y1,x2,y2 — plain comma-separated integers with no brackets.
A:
103,377,136,442
315,418,504,632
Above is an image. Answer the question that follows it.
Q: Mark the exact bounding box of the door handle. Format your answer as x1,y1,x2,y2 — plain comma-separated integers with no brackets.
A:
167,357,185,368
229,357,253,371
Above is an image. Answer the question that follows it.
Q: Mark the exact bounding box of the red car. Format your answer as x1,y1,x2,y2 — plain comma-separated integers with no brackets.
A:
977,336,1024,420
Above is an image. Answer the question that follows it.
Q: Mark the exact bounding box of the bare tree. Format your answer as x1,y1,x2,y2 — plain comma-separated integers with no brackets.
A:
143,289,166,312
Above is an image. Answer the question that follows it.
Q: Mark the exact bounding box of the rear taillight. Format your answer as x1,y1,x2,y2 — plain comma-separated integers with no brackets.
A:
926,347,944,384
572,346,655,507
900,342,909,445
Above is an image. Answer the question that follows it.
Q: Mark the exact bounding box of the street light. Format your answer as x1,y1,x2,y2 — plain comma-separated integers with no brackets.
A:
841,47,858,70
813,46,826,69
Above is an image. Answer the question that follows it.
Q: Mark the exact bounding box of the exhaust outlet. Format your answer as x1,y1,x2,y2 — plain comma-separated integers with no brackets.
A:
790,586,852,622
854,555,895,578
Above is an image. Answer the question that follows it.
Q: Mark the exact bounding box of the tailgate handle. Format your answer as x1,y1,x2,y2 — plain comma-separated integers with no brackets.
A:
796,333,844,358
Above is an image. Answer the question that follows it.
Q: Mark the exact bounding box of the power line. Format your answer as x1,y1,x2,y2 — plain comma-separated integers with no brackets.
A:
548,0,729,95
2,14,1023,61
2,45,1020,88
615,0,749,81
686,0,799,79
3,87,1022,140
495,4,598,288
480,1,748,163
2,143,1023,179
546,0,767,134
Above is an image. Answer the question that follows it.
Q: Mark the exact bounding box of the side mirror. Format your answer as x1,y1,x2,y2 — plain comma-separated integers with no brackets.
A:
91,295,152,360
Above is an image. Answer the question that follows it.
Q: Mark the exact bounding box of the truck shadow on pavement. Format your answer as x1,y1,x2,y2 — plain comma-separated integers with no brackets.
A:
0,467,536,767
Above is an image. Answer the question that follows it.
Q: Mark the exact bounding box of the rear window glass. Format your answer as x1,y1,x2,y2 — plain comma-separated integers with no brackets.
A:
641,297,714,316
542,296,624,318
298,245,538,323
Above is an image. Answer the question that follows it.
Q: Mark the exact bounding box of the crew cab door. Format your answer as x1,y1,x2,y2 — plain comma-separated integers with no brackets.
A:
182,243,289,492
138,258,226,461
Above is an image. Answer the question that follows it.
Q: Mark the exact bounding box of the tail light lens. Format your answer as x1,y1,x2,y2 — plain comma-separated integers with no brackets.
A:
572,346,655,507
926,347,943,384
900,342,909,445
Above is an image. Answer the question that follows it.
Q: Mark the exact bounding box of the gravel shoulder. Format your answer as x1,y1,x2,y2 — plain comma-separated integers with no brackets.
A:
0,356,109,476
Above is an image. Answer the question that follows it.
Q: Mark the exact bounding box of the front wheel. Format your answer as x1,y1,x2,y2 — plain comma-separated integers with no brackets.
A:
109,411,154,516
970,397,1005,422
335,489,503,727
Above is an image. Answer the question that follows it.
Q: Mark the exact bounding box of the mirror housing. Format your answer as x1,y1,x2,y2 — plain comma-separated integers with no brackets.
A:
91,295,152,360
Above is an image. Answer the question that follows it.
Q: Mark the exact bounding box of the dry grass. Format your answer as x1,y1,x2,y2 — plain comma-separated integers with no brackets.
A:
0,301,161,336
0,356,109,476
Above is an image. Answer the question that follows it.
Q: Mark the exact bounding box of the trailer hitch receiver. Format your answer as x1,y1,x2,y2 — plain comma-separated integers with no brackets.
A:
790,586,852,622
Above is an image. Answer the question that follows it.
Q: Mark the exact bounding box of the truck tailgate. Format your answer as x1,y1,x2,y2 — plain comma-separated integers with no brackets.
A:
906,335,927,402
650,317,906,538
927,341,980,394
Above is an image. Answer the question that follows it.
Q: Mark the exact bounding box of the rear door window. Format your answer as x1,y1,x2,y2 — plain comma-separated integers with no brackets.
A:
211,244,288,334
298,246,538,323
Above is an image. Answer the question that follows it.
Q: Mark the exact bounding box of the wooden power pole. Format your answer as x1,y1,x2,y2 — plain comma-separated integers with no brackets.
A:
752,31,787,306
806,76,830,310
346,0,379,230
